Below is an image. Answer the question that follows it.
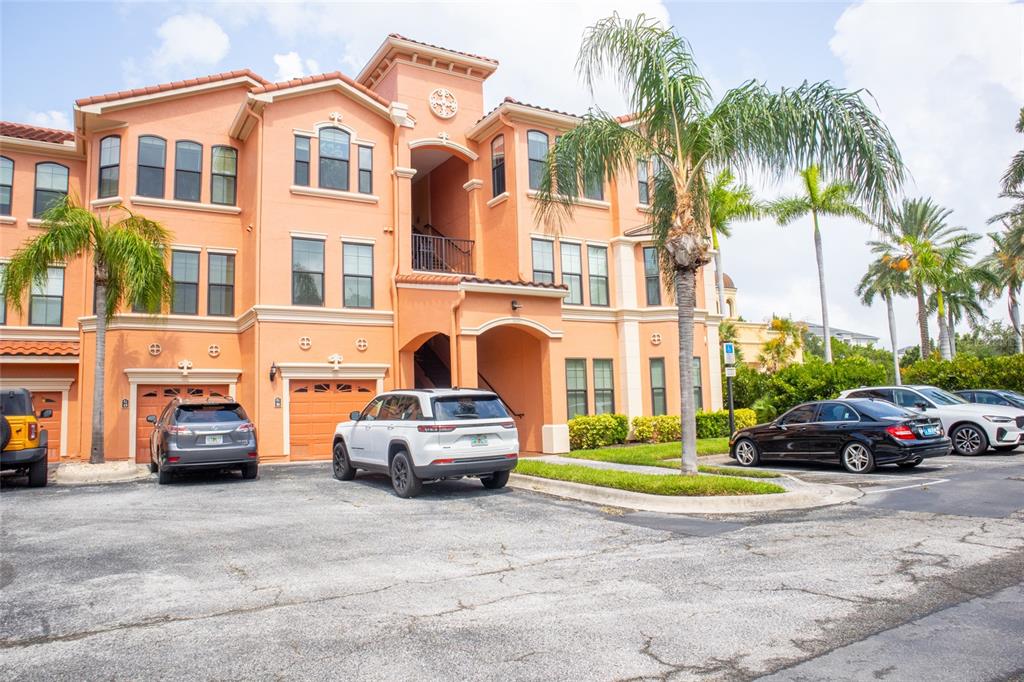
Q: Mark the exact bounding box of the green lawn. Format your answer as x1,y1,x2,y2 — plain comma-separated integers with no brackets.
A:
560,439,780,480
515,460,784,496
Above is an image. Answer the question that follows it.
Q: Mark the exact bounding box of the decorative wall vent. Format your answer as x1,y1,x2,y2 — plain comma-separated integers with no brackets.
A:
429,88,458,119
207,344,221,358
651,333,662,346
355,338,368,352
298,336,312,350
148,343,162,356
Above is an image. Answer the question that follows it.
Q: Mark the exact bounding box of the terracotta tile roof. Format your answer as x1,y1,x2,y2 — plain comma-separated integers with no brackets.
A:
396,273,568,291
616,113,637,123
477,97,583,126
0,121,75,144
75,69,269,107
252,71,390,107
463,276,568,291
396,273,461,285
389,33,498,65
0,340,80,357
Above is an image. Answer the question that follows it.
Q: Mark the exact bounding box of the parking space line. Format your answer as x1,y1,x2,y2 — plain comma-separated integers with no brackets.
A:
863,478,951,494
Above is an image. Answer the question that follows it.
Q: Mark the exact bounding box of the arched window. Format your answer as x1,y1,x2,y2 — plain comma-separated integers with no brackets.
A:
211,146,237,205
319,127,350,191
174,140,202,202
33,162,68,218
527,130,548,191
0,156,12,216
98,136,120,199
137,135,166,198
491,134,505,197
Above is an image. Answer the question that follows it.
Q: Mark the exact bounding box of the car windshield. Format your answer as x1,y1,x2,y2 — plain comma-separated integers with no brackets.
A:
175,404,247,423
853,400,916,420
433,396,509,420
917,387,968,406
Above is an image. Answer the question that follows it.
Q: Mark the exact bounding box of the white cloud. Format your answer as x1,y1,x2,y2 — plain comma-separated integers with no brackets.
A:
26,109,71,131
123,13,230,85
272,51,321,82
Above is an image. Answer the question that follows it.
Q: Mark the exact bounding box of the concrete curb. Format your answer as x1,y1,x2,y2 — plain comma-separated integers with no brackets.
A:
507,473,862,514
53,462,151,486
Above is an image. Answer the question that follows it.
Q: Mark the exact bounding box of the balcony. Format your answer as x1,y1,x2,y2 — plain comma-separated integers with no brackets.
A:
412,233,474,275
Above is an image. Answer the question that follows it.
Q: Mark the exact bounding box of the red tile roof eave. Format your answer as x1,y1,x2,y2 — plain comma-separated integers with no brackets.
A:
0,121,75,144
463,276,568,291
388,33,498,66
251,71,390,108
74,69,270,107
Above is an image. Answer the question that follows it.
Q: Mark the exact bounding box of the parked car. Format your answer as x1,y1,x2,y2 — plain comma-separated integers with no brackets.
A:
331,388,519,498
729,398,950,473
837,385,1023,456
0,388,53,487
955,389,1024,411
147,396,258,484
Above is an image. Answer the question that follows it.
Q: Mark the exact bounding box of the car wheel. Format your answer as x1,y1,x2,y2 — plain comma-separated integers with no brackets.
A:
332,440,356,481
950,424,989,456
27,457,48,487
390,450,422,498
241,463,258,480
993,445,1018,453
733,438,760,467
149,459,158,473
1,416,11,451
157,463,173,485
841,442,875,474
897,458,923,469
481,470,510,489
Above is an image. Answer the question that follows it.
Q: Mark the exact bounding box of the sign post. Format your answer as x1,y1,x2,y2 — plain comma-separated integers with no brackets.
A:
723,342,736,435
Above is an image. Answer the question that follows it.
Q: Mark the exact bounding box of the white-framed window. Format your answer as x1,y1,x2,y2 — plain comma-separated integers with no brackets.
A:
319,128,350,191
29,266,64,326
560,242,582,305
531,238,554,284
98,136,120,199
343,242,373,308
527,130,549,191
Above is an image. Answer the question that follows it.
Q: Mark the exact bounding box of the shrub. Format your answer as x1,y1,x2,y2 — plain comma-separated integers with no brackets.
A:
901,354,1024,392
630,415,681,443
629,409,756,443
567,413,629,450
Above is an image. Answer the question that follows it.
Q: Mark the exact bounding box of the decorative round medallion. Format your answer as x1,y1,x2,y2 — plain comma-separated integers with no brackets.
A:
207,344,221,358
355,338,368,352
651,333,663,346
299,336,312,350
148,343,162,357
428,88,458,119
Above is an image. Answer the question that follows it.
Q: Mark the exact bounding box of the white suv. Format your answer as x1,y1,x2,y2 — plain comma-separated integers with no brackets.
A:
838,385,1023,456
331,389,519,497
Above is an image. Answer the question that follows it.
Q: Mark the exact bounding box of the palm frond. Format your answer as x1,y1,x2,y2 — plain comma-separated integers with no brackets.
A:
100,228,173,319
765,195,810,226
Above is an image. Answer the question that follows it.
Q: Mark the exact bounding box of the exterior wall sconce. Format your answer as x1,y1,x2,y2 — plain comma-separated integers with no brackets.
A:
511,299,523,311
269,362,278,382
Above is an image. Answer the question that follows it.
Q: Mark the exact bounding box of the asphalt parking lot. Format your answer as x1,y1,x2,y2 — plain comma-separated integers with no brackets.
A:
2,452,1023,681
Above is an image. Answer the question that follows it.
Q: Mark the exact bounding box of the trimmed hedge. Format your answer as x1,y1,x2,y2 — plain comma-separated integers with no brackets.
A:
567,414,629,450
630,409,757,443
901,354,1024,392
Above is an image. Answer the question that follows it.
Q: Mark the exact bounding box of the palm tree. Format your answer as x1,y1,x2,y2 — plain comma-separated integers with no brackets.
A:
533,14,904,474
935,264,995,357
707,169,764,316
980,220,1024,353
2,197,172,463
1001,107,1024,195
766,166,870,363
913,231,980,359
857,256,909,384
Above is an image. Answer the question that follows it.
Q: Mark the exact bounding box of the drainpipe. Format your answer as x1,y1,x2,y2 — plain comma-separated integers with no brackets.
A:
449,288,466,386
246,103,264,424
390,120,401,388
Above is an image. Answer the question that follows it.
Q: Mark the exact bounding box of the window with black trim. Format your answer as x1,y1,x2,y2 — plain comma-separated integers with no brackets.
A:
137,136,166,198
650,358,666,416
171,250,199,315
566,359,588,419
643,246,661,306
561,242,583,305
292,238,324,306
588,245,609,306
29,266,63,326
208,253,234,316
33,163,68,218
343,242,373,308
98,136,120,199
491,134,505,196
692,357,703,410
211,146,237,205
357,145,372,194
593,359,614,414
531,238,554,284
583,173,604,201
174,141,202,202
294,136,310,186
637,159,649,204
527,130,548,191
319,128,350,191
0,156,12,216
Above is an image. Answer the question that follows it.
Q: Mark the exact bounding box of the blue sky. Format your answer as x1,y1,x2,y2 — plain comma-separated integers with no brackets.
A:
2,1,1021,345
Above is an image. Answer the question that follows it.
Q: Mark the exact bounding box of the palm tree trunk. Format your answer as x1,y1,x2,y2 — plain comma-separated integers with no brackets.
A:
885,293,901,385
1010,288,1023,354
947,307,956,357
712,228,727,318
915,282,930,358
811,211,832,363
936,292,952,360
91,278,107,464
675,269,698,476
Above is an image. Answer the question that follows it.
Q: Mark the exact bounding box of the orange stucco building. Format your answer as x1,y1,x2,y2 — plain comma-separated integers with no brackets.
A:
0,34,725,462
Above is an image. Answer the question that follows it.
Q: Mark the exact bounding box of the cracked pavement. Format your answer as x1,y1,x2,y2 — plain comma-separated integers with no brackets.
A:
2,452,1023,681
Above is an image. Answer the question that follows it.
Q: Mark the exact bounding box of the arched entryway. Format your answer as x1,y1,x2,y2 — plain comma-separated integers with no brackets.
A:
412,333,452,389
476,324,548,453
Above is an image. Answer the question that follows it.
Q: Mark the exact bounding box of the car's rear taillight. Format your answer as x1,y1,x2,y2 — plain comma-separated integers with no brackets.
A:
28,423,38,440
886,425,916,440
235,423,255,433
430,458,455,465
165,425,192,435
418,424,457,432
499,421,516,429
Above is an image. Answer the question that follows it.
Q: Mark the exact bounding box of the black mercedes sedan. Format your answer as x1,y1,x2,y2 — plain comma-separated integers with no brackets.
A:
728,398,952,473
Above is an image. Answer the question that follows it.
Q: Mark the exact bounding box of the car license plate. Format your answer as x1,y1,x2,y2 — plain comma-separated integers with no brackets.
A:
469,435,488,447
921,426,937,437
205,435,223,445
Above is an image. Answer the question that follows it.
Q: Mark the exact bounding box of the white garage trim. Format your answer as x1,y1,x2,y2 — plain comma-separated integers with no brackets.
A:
0,377,74,458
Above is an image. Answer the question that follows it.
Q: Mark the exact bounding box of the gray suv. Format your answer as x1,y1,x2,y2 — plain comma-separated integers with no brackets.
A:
147,397,258,484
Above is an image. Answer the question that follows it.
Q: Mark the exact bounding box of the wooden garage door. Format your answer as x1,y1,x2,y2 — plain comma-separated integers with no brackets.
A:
33,391,62,462
136,384,230,462
289,380,376,461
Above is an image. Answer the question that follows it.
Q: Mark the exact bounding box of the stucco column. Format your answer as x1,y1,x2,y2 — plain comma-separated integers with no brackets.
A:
613,240,643,421
542,337,569,453
453,334,478,389
706,319,724,411
463,178,485,275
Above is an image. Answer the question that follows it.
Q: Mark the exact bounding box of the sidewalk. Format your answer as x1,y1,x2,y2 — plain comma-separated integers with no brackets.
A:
53,462,151,486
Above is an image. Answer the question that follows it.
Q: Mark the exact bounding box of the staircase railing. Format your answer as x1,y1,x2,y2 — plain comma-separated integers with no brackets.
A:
478,372,524,419
412,233,474,274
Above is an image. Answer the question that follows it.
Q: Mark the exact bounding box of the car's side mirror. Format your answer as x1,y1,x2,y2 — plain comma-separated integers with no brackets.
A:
914,402,929,410
774,421,787,430
146,415,157,424
39,408,53,419
349,411,362,421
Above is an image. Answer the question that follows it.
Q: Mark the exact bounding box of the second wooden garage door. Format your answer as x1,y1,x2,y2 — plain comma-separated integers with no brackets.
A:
33,391,62,462
289,380,376,460
136,384,230,462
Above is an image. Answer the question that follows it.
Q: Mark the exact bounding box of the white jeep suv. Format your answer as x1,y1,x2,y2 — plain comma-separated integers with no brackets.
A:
838,385,1023,456
331,389,519,497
